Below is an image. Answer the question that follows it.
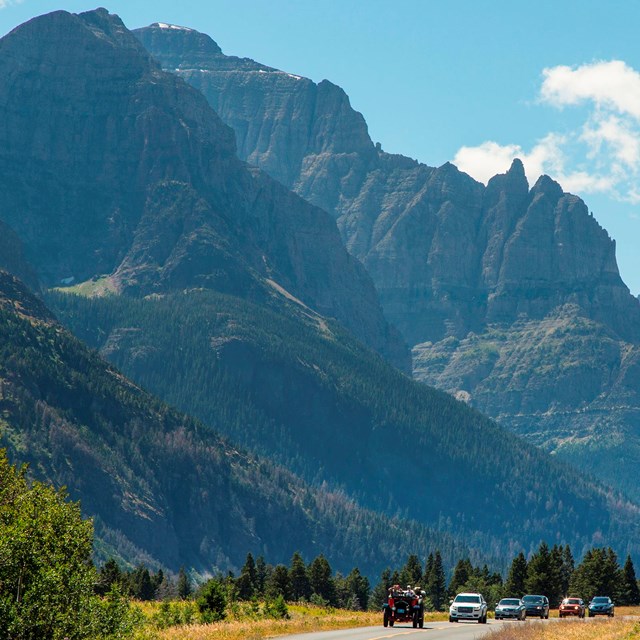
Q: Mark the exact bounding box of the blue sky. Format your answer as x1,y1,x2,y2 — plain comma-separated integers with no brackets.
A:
2,0,639,293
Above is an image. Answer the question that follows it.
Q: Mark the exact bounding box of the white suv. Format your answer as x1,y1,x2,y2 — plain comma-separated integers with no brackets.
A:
449,592,488,623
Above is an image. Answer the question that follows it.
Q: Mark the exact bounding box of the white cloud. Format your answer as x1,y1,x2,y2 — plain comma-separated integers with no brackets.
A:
454,59,640,204
540,61,640,120
454,134,567,187
0,0,23,7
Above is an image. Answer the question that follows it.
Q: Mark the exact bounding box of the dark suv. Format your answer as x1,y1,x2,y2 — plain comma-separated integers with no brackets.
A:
522,594,549,619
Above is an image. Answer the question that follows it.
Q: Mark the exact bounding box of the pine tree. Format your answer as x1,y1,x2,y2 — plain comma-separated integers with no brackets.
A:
369,568,391,611
448,559,473,597
620,555,640,605
309,555,336,605
236,553,258,600
177,566,192,600
525,542,555,601
344,567,370,611
423,553,434,591
255,556,268,597
504,552,527,597
400,554,423,588
266,565,291,600
426,550,447,611
560,545,574,597
96,558,123,596
548,544,564,607
289,552,311,601
569,547,621,601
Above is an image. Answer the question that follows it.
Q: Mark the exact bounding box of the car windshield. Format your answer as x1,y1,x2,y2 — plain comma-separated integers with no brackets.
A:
499,599,520,605
523,596,543,603
564,599,581,604
455,595,480,603
592,597,609,603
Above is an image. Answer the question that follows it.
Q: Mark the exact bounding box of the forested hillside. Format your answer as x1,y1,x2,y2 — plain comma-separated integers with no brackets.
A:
0,270,466,575
48,285,640,563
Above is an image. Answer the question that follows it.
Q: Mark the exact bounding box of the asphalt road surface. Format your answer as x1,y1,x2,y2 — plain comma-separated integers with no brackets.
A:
279,619,529,640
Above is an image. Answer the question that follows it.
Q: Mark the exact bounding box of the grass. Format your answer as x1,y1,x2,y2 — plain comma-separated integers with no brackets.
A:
126,602,640,639
128,601,452,640
487,618,640,640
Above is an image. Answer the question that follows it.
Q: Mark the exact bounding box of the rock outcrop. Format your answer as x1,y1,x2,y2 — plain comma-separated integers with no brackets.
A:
0,9,408,369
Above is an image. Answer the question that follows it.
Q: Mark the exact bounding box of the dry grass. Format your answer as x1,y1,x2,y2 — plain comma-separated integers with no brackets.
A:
130,602,451,640
133,606,379,640
487,617,640,640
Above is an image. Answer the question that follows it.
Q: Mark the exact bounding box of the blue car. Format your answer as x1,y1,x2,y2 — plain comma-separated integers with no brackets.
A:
588,596,614,617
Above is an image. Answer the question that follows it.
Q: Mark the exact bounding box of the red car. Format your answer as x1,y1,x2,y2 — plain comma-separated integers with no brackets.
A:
382,585,425,628
559,597,585,618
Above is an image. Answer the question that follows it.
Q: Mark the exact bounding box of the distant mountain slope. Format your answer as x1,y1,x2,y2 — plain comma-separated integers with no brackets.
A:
49,284,640,563
0,8,407,370
137,23,640,500
0,269,463,576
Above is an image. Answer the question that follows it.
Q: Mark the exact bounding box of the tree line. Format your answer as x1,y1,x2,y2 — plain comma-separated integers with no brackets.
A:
97,541,640,615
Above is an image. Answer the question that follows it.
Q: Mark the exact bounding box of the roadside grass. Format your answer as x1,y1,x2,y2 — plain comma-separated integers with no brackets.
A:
129,601,452,639
487,618,640,640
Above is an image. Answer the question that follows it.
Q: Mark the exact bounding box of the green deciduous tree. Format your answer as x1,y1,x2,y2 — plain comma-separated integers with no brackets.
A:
0,451,102,639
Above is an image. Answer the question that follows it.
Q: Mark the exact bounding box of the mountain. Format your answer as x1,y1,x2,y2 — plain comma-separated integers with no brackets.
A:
3,7,640,572
136,24,640,500
0,8,407,371
0,270,466,576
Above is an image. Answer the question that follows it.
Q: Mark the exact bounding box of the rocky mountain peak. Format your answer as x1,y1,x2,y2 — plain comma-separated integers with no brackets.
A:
0,8,409,370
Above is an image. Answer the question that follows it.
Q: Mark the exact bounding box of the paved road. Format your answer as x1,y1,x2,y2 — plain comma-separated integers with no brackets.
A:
279,619,526,640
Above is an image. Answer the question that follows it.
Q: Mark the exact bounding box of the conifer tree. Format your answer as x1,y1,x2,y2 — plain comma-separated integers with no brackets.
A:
266,565,291,600
344,567,370,611
423,553,434,590
236,553,258,600
525,542,556,602
177,565,192,600
426,550,447,611
560,545,574,597
504,552,527,597
96,558,123,596
548,544,564,606
620,555,640,605
309,555,336,605
255,556,268,597
289,552,311,601
400,554,423,587
369,568,391,611
448,559,473,597
569,547,621,601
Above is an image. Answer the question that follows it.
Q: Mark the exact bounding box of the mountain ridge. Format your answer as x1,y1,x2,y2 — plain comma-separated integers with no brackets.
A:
135,22,640,499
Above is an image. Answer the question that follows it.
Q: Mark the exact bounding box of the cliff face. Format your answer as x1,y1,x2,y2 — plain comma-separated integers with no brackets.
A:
136,24,639,345
0,10,408,369
137,24,640,499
